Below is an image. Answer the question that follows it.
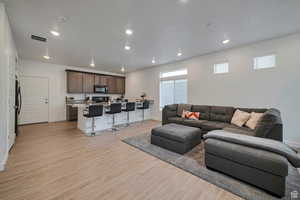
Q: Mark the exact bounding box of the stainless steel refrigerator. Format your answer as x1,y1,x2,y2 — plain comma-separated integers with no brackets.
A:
15,76,21,136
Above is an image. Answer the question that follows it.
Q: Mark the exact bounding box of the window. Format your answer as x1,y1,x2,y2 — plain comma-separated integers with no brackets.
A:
160,79,187,109
214,62,229,74
254,54,276,70
160,69,187,78
159,69,187,109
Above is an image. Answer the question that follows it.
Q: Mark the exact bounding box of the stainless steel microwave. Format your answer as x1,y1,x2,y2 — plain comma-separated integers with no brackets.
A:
94,85,108,93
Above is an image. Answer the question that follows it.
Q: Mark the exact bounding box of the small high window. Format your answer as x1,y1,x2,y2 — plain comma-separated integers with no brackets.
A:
254,54,276,70
214,62,229,74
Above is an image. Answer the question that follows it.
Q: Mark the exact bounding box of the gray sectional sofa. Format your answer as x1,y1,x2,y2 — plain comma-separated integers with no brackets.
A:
162,104,283,141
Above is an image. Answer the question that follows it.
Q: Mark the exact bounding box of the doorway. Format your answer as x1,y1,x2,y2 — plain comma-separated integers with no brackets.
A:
19,76,49,125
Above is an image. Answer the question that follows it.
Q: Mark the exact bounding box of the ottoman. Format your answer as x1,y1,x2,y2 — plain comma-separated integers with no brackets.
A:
151,123,202,154
205,138,288,197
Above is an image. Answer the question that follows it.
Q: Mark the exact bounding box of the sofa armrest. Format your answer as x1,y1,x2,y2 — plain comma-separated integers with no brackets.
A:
254,108,283,142
162,104,178,125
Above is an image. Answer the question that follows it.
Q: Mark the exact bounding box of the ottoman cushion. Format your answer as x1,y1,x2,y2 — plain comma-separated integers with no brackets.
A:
205,139,288,177
152,123,202,143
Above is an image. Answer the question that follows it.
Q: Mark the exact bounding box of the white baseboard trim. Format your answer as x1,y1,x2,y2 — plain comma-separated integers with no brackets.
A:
285,140,300,148
0,164,5,172
0,153,8,172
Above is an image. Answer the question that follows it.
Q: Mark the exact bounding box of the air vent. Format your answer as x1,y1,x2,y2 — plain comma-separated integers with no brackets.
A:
31,35,47,42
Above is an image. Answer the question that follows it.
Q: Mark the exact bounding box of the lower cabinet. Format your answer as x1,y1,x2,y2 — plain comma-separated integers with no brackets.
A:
66,105,78,121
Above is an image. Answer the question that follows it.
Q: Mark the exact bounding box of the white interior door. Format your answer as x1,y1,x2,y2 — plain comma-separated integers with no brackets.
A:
19,76,49,125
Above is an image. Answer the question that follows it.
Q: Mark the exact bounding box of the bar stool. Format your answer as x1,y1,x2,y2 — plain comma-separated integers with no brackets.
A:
83,105,103,136
105,103,122,131
122,102,135,126
137,100,150,122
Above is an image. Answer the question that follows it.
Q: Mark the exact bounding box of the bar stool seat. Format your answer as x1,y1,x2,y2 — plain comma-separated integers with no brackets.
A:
122,102,135,126
106,103,122,131
83,105,103,136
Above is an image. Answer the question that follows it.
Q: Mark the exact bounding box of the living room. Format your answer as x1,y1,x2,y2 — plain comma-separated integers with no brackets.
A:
0,0,300,200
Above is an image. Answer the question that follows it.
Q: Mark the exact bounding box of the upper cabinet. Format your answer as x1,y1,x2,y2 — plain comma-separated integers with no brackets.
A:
66,70,125,94
67,71,83,93
95,75,108,86
116,77,125,94
107,76,117,94
83,73,95,93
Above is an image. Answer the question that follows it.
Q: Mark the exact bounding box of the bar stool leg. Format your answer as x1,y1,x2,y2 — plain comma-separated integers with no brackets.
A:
111,114,119,132
91,117,96,136
142,109,145,122
126,111,130,126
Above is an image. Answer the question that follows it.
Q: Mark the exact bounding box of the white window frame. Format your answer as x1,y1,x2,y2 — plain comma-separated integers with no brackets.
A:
160,69,187,78
159,69,188,110
214,62,229,74
253,54,276,70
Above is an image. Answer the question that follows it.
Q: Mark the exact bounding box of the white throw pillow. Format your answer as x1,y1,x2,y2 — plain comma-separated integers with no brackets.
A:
231,109,251,127
246,112,264,130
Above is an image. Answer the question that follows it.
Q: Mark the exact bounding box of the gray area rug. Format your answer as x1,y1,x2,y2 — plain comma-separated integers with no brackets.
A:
122,133,300,200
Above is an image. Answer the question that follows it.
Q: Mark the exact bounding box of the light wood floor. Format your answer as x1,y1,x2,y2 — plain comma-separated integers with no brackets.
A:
0,120,242,200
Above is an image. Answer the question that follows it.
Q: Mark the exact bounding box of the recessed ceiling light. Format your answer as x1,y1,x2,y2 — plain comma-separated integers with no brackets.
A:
179,0,189,4
50,30,60,36
90,57,95,67
222,39,230,44
43,55,50,60
125,29,133,35
121,66,125,72
124,45,131,50
152,57,156,64
177,52,182,57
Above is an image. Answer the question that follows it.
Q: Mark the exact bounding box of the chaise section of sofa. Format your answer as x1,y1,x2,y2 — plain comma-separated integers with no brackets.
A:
162,104,283,141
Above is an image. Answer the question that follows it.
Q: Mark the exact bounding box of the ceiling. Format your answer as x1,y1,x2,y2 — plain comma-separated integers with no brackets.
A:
3,0,300,73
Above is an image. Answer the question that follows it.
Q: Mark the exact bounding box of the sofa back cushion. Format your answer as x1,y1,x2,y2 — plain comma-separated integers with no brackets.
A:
176,104,192,117
231,109,251,127
210,106,234,123
191,105,210,120
236,107,267,114
254,108,282,138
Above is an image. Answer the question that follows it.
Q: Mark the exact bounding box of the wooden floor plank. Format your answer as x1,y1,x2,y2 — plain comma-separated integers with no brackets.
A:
0,121,242,200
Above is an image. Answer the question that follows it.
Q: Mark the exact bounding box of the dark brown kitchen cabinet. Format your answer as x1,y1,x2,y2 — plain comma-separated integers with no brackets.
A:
95,75,108,86
66,105,78,121
116,77,125,94
67,71,83,93
107,76,117,94
83,73,95,93
66,70,125,94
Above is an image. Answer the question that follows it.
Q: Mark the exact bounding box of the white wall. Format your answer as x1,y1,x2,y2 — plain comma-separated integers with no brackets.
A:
0,3,18,171
126,33,300,146
18,59,124,122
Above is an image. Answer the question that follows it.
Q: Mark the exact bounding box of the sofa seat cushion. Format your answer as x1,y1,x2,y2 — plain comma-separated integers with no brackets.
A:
151,123,202,143
210,106,234,123
205,139,288,176
223,124,255,137
201,121,229,131
182,119,208,128
168,117,185,125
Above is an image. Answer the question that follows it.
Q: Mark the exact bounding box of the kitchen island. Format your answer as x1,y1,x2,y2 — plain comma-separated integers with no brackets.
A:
68,101,154,136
